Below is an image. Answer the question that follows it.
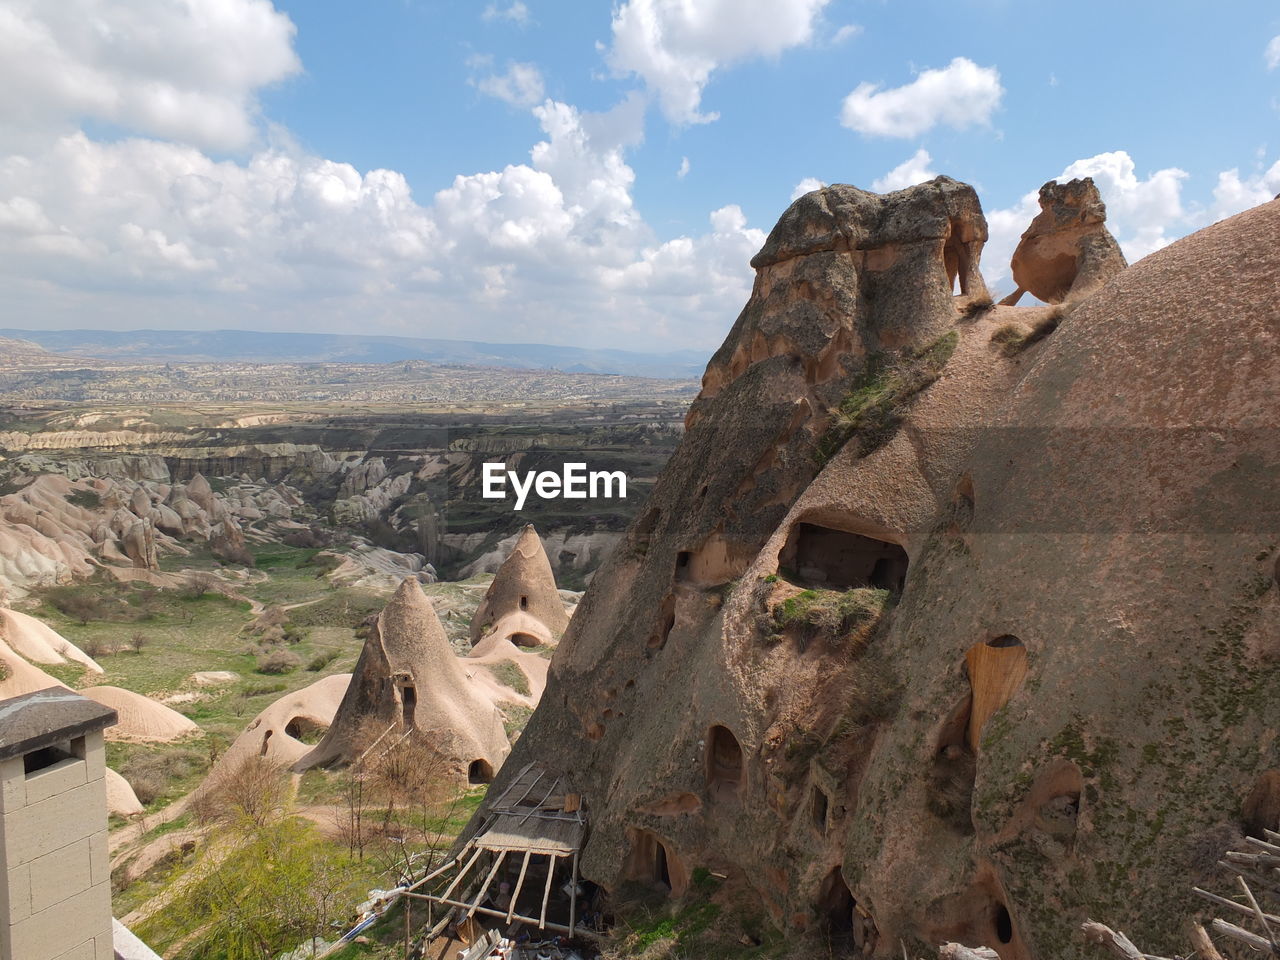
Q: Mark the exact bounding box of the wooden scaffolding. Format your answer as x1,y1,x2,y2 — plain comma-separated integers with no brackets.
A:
405,763,587,937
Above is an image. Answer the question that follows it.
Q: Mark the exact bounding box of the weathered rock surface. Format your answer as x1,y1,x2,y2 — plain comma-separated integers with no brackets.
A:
298,579,510,780
1004,177,1127,305
468,524,570,647
482,186,1280,960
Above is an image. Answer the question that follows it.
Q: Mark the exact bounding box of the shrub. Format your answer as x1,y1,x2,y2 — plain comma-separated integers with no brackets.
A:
80,636,109,659
256,649,301,675
307,650,340,672
817,329,959,463
129,632,149,654
960,293,995,319
120,749,205,806
774,587,892,653
992,305,1066,356
45,586,106,625
67,488,102,510
183,572,218,599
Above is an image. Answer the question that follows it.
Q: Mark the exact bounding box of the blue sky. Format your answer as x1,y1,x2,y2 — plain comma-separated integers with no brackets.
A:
1,0,1278,353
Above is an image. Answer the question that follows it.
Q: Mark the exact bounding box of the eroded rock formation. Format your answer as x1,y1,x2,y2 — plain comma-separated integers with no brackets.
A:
299,578,510,780
1003,177,1127,305
481,184,1280,959
468,524,570,647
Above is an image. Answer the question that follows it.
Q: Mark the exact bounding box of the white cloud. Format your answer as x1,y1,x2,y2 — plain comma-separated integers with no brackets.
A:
831,24,861,45
475,61,546,107
840,57,1003,138
1267,35,1280,69
607,0,830,125
790,177,826,201
1211,159,1280,220
872,148,936,192
0,0,779,350
482,2,530,25
676,156,690,179
0,0,300,152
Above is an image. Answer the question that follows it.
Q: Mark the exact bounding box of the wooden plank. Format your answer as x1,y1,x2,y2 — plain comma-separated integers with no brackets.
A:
406,854,461,892
569,849,579,937
1189,924,1226,960
540,853,559,929
509,850,533,923
440,844,482,904
1194,885,1280,925
467,851,507,919
1209,918,1275,952
400,892,577,937
490,761,536,809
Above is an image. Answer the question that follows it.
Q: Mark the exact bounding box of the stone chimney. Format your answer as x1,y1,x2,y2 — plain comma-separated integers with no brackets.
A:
0,688,118,960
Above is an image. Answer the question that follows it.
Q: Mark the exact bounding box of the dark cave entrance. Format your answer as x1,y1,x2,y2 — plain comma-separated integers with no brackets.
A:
511,632,540,647
780,523,909,593
994,904,1014,944
624,829,688,897
401,684,417,729
260,730,272,756
706,725,744,796
811,786,830,832
818,867,855,937
468,759,494,785
649,593,676,650
519,594,529,610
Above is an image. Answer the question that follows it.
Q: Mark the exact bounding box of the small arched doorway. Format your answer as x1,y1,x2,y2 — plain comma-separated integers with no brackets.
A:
468,759,494,785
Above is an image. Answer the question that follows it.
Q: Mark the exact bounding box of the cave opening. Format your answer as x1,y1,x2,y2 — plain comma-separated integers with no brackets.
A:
260,730,272,756
649,593,676,650
780,522,909,593
707,725,744,795
817,867,856,946
811,786,830,832
624,829,688,897
468,759,494,785
519,594,529,610
994,904,1014,944
401,684,417,729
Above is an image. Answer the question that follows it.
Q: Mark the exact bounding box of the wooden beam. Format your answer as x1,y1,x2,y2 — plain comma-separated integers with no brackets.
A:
1189,924,1225,960
440,844,483,904
508,850,533,923
1079,920,1176,960
540,853,559,929
406,854,461,892
401,893,575,935
569,849,579,937
1209,918,1277,954
468,852,507,919
1194,885,1280,926
490,762,535,809
939,946,998,960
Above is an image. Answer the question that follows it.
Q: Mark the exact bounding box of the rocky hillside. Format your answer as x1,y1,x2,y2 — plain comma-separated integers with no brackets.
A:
480,179,1280,958
0,404,681,594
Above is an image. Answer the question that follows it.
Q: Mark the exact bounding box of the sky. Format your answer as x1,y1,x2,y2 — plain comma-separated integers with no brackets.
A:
1,1,1278,353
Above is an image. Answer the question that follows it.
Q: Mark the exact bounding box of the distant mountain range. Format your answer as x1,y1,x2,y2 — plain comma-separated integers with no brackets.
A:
0,329,708,379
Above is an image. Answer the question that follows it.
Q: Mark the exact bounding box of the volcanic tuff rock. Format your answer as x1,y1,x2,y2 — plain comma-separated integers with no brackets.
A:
299,578,510,779
1004,177,1127,305
468,524,570,647
480,179,1280,959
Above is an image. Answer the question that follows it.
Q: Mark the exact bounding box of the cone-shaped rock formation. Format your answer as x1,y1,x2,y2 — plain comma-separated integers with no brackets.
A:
468,524,570,647
299,578,509,779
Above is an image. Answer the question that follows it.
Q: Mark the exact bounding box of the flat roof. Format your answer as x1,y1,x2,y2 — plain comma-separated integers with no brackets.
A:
0,688,118,763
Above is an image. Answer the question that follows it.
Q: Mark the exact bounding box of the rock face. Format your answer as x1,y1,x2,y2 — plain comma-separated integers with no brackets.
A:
483,187,1280,959
1004,177,1127,305
468,524,570,647
299,578,510,780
